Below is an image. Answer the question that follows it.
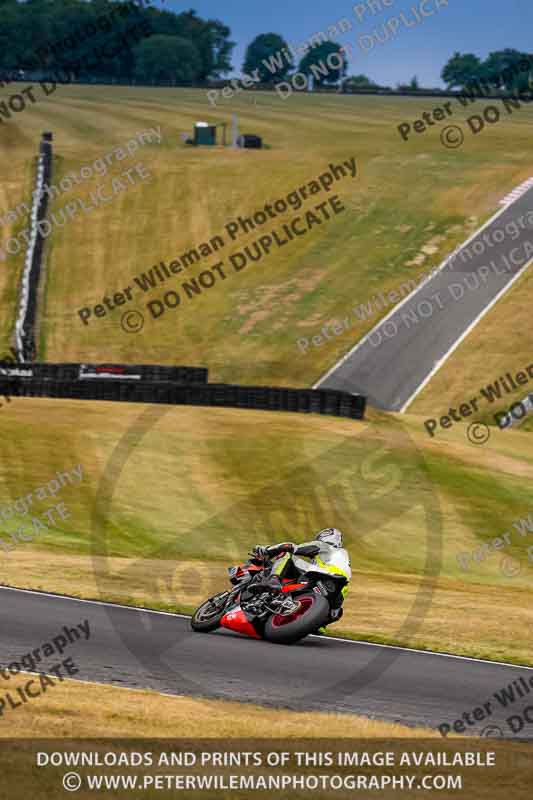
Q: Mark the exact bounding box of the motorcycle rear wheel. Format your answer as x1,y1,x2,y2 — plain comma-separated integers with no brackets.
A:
264,592,330,644
190,595,228,633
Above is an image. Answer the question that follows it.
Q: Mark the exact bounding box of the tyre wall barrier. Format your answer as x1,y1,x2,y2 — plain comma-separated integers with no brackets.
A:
0,362,209,384
0,378,366,420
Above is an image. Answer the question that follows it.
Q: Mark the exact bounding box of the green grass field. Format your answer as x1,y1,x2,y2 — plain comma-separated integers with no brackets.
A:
2,85,533,397
1,86,532,668
0,398,532,666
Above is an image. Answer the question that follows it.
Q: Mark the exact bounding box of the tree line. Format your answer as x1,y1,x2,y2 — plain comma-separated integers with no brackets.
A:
0,0,234,83
242,36,532,94
0,1,530,92
441,49,532,92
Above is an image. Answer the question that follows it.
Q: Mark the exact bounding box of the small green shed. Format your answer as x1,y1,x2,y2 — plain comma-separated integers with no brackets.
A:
194,122,217,146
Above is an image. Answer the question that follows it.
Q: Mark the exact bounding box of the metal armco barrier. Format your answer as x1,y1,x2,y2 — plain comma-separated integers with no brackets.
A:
0,377,366,420
14,132,53,361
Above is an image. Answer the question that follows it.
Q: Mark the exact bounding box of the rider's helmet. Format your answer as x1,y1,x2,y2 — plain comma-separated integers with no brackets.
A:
316,528,343,548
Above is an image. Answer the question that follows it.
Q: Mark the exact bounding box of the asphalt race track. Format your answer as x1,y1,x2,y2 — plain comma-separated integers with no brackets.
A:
315,187,533,411
1,587,532,739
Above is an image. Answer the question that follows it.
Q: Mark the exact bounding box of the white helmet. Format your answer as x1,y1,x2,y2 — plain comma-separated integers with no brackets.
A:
316,528,343,548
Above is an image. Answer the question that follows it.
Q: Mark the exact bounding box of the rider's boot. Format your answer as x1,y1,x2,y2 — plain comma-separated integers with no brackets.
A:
315,607,343,635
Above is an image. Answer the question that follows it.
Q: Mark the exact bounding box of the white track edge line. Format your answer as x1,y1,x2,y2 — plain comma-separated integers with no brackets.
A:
0,584,190,620
8,669,191,703
2,585,532,672
312,189,530,391
400,255,533,412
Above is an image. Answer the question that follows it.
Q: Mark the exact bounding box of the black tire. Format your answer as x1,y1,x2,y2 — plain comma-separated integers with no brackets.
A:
264,592,330,644
190,595,228,633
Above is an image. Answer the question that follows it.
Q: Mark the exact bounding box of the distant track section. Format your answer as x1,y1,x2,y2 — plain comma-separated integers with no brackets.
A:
315,187,533,411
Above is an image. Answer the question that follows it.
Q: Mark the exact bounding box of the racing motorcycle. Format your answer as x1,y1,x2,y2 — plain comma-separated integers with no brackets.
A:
190,545,347,644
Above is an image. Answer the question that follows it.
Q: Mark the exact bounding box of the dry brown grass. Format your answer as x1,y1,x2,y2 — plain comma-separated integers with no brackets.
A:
0,671,433,739
0,674,530,800
3,87,533,390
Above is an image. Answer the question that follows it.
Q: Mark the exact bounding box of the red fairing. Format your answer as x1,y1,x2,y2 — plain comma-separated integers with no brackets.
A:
281,582,307,593
220,606,261,639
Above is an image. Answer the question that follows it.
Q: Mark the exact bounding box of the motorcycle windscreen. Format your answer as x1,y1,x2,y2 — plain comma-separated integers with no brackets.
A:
220,606,261,639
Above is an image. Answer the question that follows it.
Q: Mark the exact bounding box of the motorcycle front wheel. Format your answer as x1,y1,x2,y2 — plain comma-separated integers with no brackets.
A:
264,592,330,644
190,593,229,633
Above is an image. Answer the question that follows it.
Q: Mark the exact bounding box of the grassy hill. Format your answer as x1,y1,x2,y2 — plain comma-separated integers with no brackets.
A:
1,87,532,668
1,86,533,392
1,398,532,666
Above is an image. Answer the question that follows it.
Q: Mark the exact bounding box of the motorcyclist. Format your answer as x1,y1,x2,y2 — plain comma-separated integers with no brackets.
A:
253,528,351,628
